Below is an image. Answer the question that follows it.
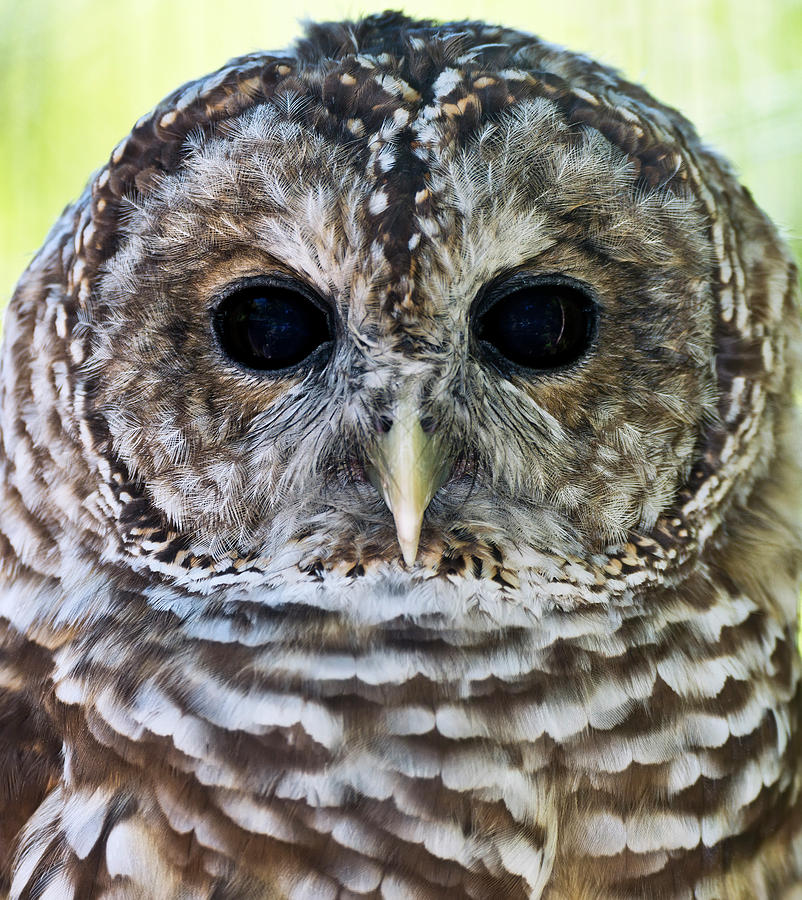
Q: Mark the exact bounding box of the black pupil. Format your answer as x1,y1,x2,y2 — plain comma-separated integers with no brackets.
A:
215,284,331,370
476,281,593,369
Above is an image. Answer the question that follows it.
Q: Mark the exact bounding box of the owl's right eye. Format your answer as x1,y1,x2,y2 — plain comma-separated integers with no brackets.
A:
214,280,333,371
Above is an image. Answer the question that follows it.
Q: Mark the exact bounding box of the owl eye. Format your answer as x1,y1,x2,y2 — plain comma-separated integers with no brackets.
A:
475,278,596,370
214,280,332,371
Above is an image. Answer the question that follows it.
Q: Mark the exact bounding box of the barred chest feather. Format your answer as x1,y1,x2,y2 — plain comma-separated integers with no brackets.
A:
6,556,799,899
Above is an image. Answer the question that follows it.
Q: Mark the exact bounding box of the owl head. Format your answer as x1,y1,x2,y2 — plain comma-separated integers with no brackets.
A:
3,13,799,616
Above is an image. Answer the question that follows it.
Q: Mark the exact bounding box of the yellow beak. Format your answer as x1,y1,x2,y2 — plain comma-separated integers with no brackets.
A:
366,392,451,566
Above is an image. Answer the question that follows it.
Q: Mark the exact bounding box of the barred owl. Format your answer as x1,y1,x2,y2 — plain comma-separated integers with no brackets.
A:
1,12,801,899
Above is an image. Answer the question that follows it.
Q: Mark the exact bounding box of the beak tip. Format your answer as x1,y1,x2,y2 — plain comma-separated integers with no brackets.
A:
394,510,422,567
400,542,419,567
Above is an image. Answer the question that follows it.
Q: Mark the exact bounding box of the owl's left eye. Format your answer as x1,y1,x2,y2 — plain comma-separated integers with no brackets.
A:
214,279,332,371
474,275,596,371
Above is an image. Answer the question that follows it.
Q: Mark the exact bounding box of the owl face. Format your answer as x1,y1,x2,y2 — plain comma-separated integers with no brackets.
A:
88,89,714,573
2,16,800,899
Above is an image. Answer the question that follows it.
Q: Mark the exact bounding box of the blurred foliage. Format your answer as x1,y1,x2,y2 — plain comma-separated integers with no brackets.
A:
1,0,801,300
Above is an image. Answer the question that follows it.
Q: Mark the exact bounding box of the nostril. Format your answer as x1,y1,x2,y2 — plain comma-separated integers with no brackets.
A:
375,414,393,434
420,417,437,434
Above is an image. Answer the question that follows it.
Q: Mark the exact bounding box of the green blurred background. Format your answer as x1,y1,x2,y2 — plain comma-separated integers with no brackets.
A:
1,0,800,301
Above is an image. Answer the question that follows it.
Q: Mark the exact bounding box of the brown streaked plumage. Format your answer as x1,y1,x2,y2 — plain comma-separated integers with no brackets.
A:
1,12,801,898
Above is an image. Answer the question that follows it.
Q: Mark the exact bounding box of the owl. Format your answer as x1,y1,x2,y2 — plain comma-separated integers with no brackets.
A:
1,10,801,899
